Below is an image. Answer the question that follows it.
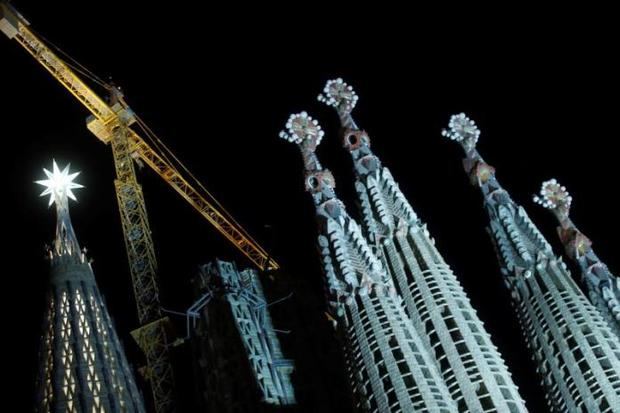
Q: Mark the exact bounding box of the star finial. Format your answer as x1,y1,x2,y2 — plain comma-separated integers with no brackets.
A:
35,160,84,206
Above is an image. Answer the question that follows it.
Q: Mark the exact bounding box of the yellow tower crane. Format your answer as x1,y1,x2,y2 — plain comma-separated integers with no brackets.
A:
1,4,279,412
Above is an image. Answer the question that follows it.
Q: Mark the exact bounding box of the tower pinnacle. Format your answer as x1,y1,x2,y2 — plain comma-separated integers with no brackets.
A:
36,160,84,258
533,179,572,216
317,78,359,113
441,113,481,153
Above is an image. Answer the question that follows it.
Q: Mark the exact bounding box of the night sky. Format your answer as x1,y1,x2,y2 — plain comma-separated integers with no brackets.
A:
4,2,619,411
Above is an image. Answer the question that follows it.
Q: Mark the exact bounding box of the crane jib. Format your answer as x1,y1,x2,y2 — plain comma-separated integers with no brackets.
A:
1,1,279,272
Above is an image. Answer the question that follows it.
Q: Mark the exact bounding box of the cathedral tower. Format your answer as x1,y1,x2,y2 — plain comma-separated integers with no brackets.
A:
191,259,296,411
34,161,145,412
533,179,620,337
318,79,528,412
443,114,620,412
280,113,456,412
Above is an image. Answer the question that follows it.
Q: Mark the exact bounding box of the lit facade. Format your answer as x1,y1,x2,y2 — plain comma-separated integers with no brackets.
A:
34,162,145,412
534,179,620,338
280,113,456,412
444,114,620,412
318,79,528,412
192,259,296,411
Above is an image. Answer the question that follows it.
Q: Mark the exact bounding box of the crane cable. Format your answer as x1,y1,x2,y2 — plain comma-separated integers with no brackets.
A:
28,25,111,90
25,19,270,259
132,113,267,255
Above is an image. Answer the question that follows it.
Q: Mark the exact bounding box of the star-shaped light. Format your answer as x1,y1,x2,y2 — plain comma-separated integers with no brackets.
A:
36,160,84,206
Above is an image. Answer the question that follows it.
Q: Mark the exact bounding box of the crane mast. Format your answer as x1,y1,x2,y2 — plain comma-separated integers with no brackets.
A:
1,3,279,412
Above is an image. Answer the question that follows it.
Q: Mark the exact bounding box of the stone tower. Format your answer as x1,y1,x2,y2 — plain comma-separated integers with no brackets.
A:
443,114,620,412
533,179,620,338
191,259,296,411
35,161,145,412
280,112,456,412
318,79,528,412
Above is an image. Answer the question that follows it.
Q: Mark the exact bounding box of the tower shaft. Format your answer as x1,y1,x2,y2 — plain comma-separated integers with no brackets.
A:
444,114,620,412
37,258,146,412
533,180,620,338
192,260,296,411
319,79,527,412
280,113,457,412
349,140,527,412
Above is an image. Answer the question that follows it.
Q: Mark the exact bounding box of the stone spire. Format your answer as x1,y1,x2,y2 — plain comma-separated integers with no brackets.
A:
318,79,528,412
280,113,456,412
534,179,620,337
443,114,620,412
34,161,145,412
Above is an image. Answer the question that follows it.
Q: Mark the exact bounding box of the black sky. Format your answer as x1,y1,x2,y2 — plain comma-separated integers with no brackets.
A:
3,2,619,411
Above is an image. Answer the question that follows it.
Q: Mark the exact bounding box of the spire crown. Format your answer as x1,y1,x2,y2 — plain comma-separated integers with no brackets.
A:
533,178,573,215
442,113,481,152
278,111,325,149
36,160,84,258
317,78,358,113
279,112,338,202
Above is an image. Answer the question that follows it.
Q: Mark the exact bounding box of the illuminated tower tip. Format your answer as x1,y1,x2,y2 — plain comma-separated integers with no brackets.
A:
317,78,358,112
441,112,481,152
36,160,84,206
533,178,572,215
36,160,84,257
278,111,324,147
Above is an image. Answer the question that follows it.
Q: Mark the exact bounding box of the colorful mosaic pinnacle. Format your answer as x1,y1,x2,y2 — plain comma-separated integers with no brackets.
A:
533,178,573,214
317,78,359,113
441,112,481,152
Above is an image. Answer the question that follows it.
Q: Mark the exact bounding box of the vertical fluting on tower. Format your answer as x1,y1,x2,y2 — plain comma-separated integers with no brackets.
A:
318,79,528,413
443,114,620,412
34,161,145,413
280,113,456,412
533,179,620,338
191,259,296,411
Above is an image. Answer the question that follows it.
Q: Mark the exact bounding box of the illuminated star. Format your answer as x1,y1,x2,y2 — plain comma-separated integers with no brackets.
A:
36,160,84,206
